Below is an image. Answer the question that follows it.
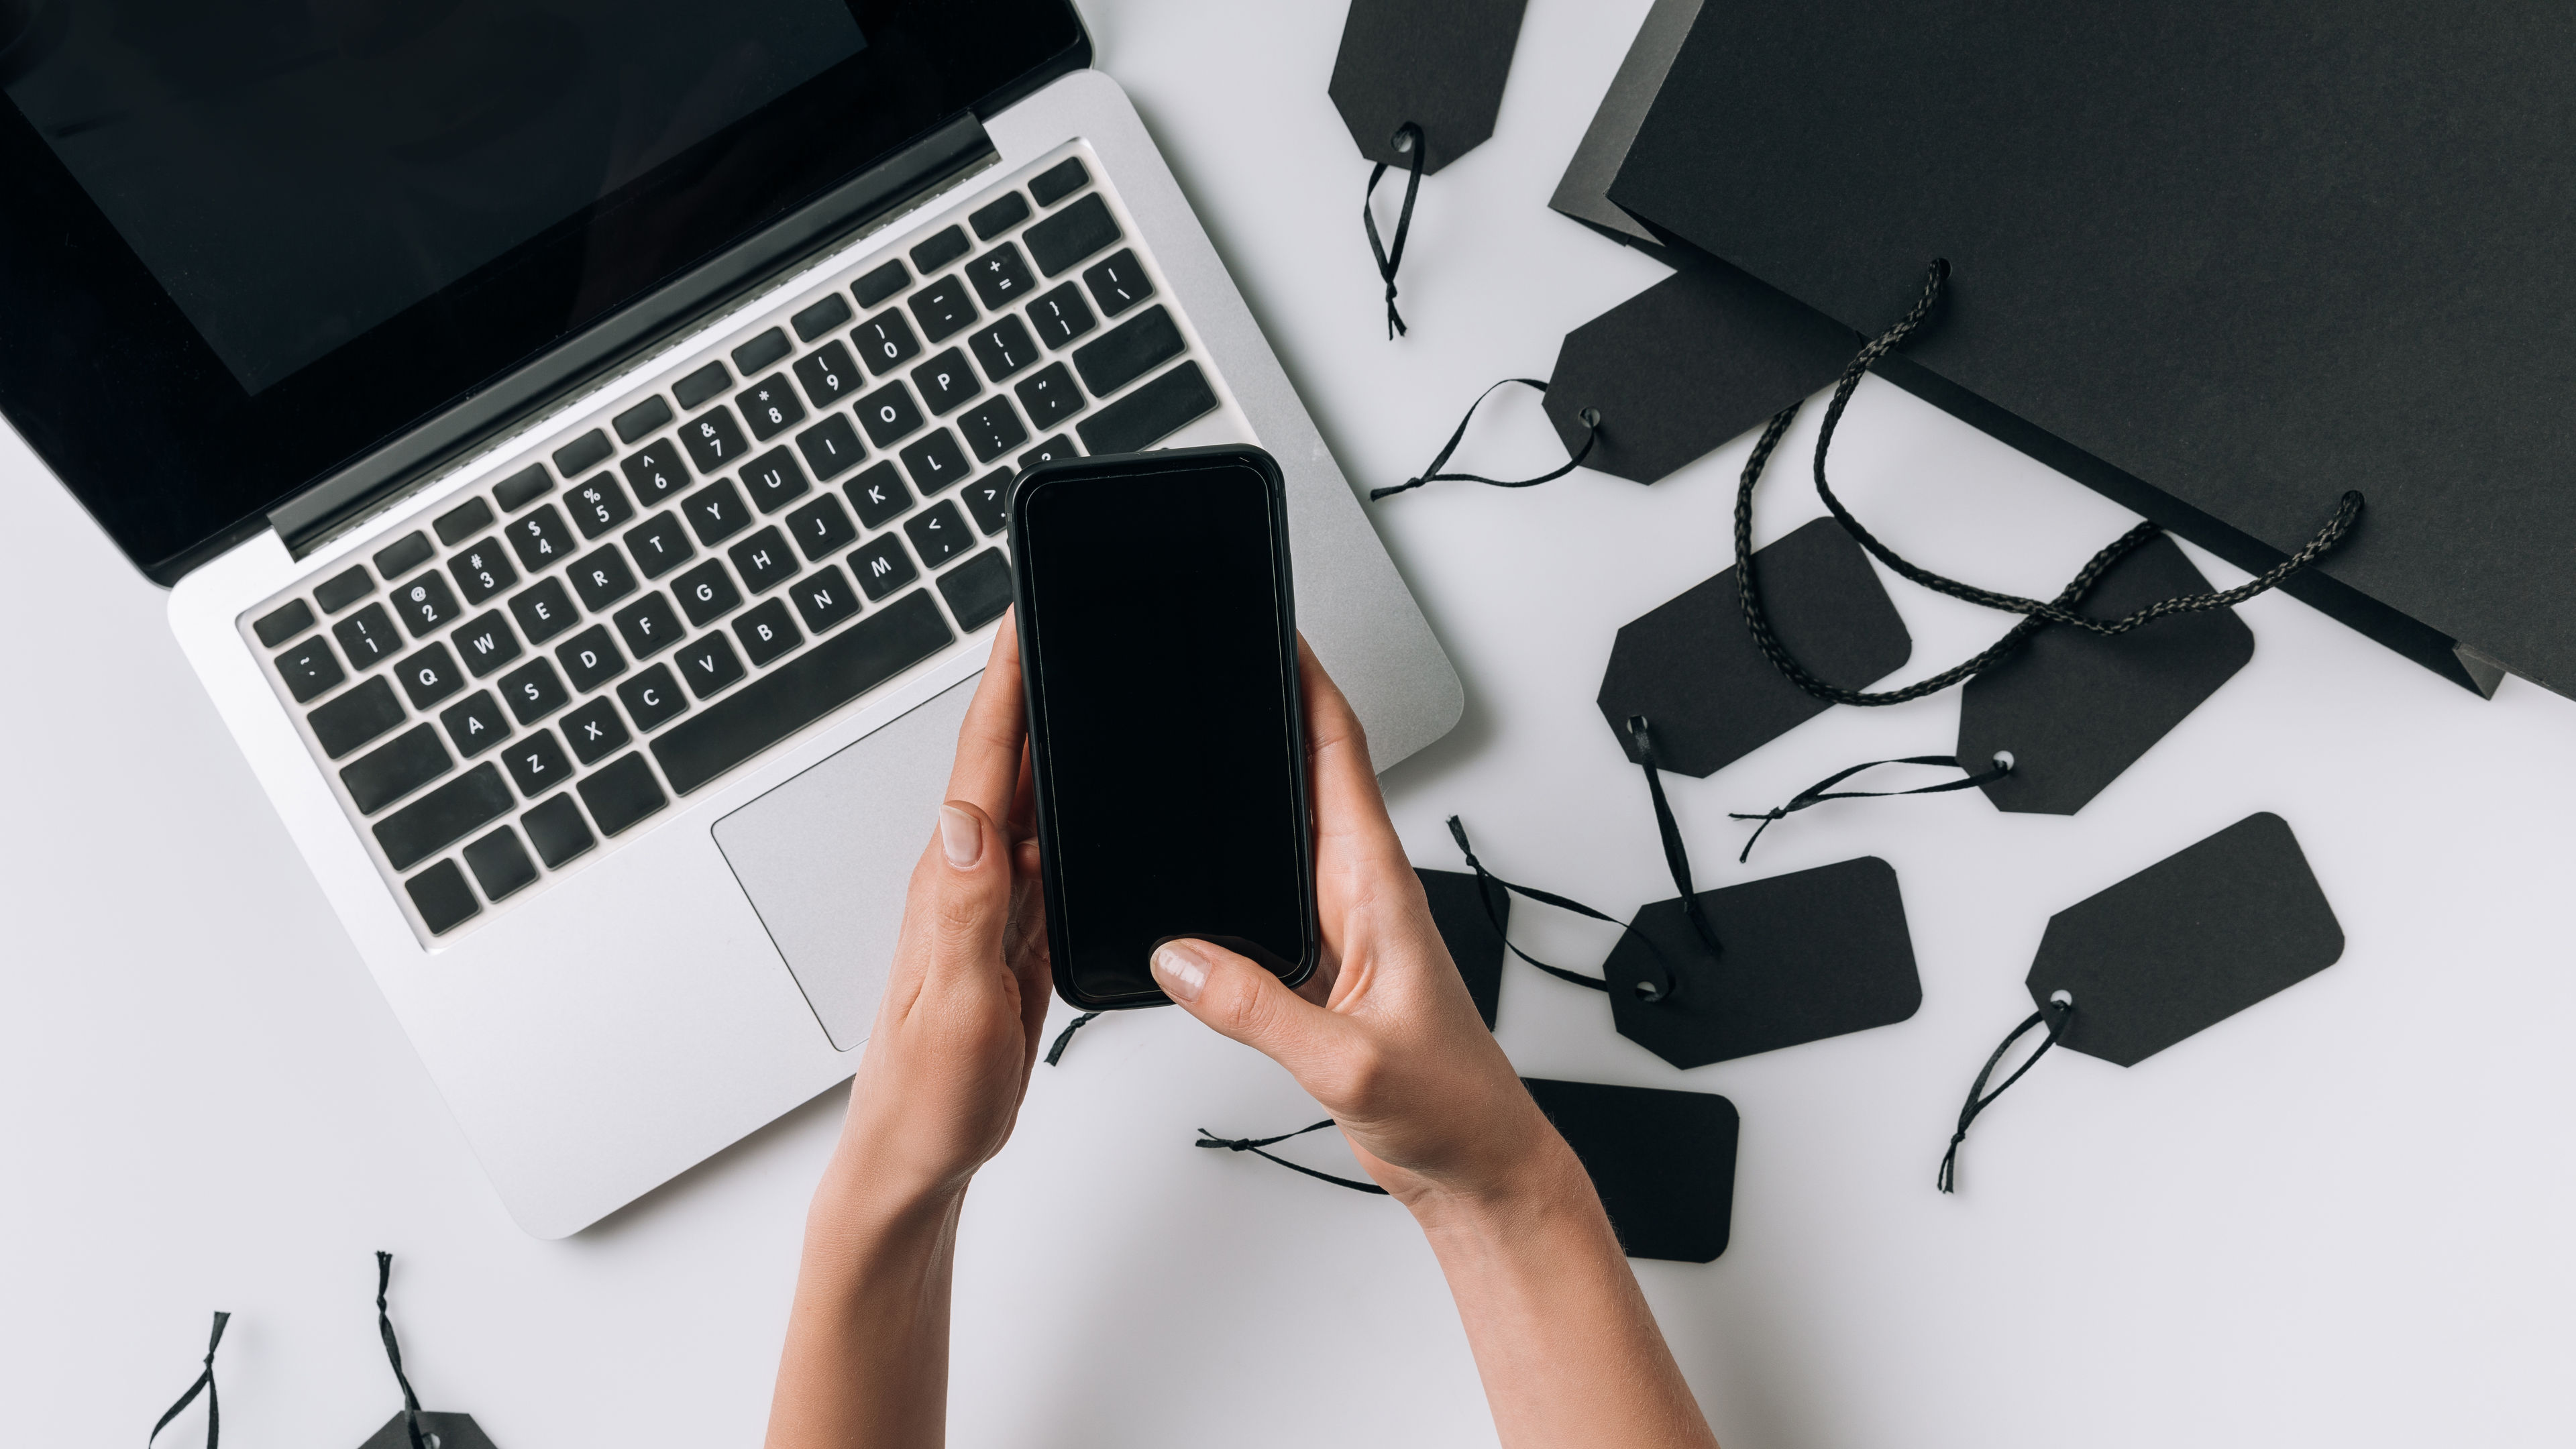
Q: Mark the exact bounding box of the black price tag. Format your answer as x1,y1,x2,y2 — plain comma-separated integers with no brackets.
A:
1328,0,1529,172
357,1412,498,1449
1526,1078,1737,1263
1419,867,1507,1030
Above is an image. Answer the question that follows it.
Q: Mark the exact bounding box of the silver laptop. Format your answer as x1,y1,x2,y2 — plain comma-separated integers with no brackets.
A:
0,3,1459,1236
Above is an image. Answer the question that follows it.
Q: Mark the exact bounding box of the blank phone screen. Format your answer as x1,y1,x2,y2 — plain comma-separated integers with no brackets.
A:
1022,460,1307,1000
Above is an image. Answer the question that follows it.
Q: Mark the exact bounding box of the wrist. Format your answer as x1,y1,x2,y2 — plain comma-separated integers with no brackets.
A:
1400,1132,1601,1243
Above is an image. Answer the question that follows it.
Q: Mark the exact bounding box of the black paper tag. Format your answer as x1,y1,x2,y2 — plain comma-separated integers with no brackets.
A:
1603,856,1920,1069
2029,812,2343,1067
1599,517,1913,778
357,1411,497,1449
1419,867,1507,1030
1543,261,1858,485
1525,1077,1737,1263
1958,533,2254,816
1328,0,1528,172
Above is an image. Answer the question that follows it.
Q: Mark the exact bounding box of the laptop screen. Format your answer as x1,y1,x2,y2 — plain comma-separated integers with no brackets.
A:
0,0,1087,581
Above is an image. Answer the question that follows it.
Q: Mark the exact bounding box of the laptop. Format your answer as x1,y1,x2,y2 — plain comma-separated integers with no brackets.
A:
0,1,1462,1236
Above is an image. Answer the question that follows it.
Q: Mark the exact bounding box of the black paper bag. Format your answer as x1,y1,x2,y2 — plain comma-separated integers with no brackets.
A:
1526,1077,1737,1263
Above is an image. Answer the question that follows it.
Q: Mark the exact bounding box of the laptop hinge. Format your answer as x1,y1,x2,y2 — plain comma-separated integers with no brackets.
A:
271,113,998,561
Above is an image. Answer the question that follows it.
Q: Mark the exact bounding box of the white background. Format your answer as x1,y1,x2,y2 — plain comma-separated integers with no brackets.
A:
7,2,2574,1445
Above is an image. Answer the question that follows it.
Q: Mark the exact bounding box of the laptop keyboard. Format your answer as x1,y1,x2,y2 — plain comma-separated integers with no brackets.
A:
241,147,1239,945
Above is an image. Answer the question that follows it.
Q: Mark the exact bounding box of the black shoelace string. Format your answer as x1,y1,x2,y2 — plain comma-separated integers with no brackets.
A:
1044,1011,1101,1066
148,1311,229,1449
1446,816,1680,1002
1368,378,1601,500
1736,259,2365,707
1195,1119,1389,1194
376,1252,429,1449
1363,123,1426,339
1731,753,2015,862
1937,994,2074,1194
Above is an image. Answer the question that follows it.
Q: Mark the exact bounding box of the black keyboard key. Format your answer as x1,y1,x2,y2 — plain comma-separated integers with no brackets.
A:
567,545,639,611
1026,281,1097,349
653,591,954,796
343,723,453,815
1073,305,1186,398
957,397,1029,464
613,395,674,444
968,315,1040,382
900,429,969,495
904,500,972,568
1026,193,1121,276
502,728,574,796
498,656,570,724
451,612,523,678
375,531,435,580
446,539,519,606
463,826,539,902
732,328,792,376
855,381,925,448
963,470,1014,535
853,259,909,307
493,464,554,512
407,860,481,935
553,431,613,478
254,598,315,649
672,559,743,626
741,447,812,514
433,496,492,547
971,191,1031,239
791,563,862,634
555,625,627,692
786,493,859,561
728,526,800,594
309,676,406,759
733,598,803,667
580,754,669,837
794,414,865,480
377,763,513,870
1029,156,1089,207
908,274,978,343
617,665,690,731
1014,363,1085,430
1082,249,1155,317
561,696,631,765
621,440,691,504
506,504,575,572
680,477,752,546
912,348,981,415
742,374,807,441
568,474,635,538
398,570,466,637
316,566,374,613
521,794,597,867
937,549,1014,631
910,225,970,273
612,591,685,658
394,642,465,709
439,689,513,757
334,602,402,669
674,361,732,411
623,512,695,581
846,461,916,529
680,405,750,473
506,576,580,645
853,309,922,375
792,341,861,411
275,637,345,702
1020,435,1079,472
966,242,1036,313
851,535,920,600
1079,361,1219,454
793,292,854,342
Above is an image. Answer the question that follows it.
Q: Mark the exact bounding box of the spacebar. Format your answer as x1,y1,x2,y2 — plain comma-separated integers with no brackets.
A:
653,591,955,796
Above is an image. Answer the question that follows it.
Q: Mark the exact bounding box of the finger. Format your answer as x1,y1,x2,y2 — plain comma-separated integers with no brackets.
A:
1150,936,1353,1083
944,615,1027,825
1296,637,1405,871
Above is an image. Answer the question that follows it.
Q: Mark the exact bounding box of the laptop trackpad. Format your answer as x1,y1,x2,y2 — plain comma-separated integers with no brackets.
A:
713,675,980,1051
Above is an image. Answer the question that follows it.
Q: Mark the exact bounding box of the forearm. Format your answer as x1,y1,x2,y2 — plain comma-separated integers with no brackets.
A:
1411,1144,1719,1449
765,1166,966,1449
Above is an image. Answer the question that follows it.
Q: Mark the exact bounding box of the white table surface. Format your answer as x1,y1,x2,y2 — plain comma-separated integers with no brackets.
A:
9,3,2574,1445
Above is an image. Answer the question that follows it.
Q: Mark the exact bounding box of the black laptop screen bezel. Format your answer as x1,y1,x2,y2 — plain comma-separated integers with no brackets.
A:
0,0,1088,584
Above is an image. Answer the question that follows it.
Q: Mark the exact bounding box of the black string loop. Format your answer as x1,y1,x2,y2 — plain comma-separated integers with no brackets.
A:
1044,1011,1101,1066
1730,752,2015,862
1368,378,1601,500
148,1311,229,1449
1195,1120,1390,1195
1445,815,1676,998
1937,994,2074,1194
1736,259,2364,707
1624,716,1716,989
376,1252,427,1449
1362,122,1426,339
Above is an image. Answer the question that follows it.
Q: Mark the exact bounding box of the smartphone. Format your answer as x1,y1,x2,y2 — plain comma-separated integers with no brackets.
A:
1009,445,1319,1009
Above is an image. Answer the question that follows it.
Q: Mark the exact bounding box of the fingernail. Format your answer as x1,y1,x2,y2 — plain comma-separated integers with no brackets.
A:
938,804,982,869
1152,942,1208,1003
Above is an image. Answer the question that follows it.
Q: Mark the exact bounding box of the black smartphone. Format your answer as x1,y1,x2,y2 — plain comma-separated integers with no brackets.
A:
1009,445,1318,1009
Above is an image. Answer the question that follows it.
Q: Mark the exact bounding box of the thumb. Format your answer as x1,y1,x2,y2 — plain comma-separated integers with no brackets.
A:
1152,938,1349,1081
